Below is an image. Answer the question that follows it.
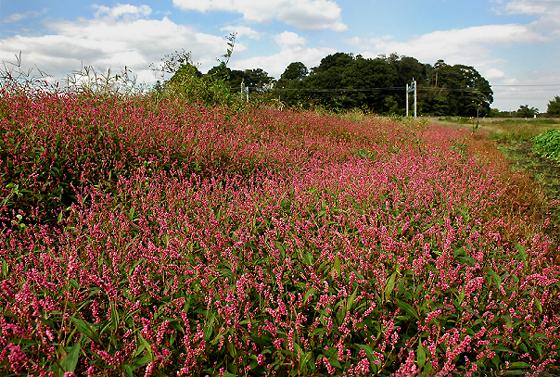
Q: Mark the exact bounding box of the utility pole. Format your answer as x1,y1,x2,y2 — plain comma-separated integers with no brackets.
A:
413,79,417,118
406,83,409,117
240,79,249,103
406,79,417,118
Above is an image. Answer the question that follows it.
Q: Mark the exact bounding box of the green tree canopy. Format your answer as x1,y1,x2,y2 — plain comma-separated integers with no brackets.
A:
428,63,493,117
279,62,308,82
206,66,273,93
516,104,539,118
273,54,493,115
547,96,560,116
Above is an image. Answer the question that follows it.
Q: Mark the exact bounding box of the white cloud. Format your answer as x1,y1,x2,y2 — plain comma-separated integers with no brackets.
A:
221,25,261,40
231,31,335,77
275,31,306,48
0,4,228,84
172,0,347,31
352,24,543,87
505,1,547,15
504,0,560,35
360,24,542,64
94,3,152,20
1,10,44,24
485,68,506,80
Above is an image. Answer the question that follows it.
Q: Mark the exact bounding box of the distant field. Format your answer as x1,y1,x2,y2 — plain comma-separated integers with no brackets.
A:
434,116,560,136
435,117,560,218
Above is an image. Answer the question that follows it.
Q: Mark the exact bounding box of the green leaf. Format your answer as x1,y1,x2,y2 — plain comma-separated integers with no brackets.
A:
69,279,80,289
385,271,397,299
304,288,316,303
133,354,152,368
204,311,216,340
1,259,8,277
138,334,154,361
70,317,96,340
334,256,341,273
324,348,343,369
534,298,543,314
416,343,426,368
123,364,134,377
357,344,374,360
274,241,286,259
303,251,314,266
346,288,358,313
508,362,530,369
504,370,527,376
332,255,341,275
60,342,80,373
514,244,528,266
397,299,418,320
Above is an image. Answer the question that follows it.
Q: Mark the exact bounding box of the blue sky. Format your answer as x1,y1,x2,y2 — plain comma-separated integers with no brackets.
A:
1,0,559,111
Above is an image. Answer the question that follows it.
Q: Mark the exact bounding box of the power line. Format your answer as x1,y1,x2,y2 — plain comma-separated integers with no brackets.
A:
257,84,560,94
272,87,405,92
492,83,560,87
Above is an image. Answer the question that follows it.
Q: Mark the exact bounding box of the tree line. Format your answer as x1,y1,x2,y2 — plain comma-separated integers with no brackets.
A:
171,52,492,116
165,50,560,117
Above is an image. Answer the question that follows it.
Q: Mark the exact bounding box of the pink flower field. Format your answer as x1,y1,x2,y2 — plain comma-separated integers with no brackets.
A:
0,92,559,376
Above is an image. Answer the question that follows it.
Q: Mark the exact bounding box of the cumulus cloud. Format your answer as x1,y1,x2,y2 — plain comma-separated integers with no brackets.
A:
172,0,347,31
275,31,306,48
504,0,560,36
93,3,152,19
351,24,543,85
505,0,548,14
221,25,261,40
231,31,335,77
0,4,227,84
361,24,541,63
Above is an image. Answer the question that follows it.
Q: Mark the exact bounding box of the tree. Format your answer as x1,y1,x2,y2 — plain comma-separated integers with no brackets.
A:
547,96,560,116
276,62,310,108
242,68,274,92
205,66,273,93
279,62,308,82
432,63,493,117
516,104,539,118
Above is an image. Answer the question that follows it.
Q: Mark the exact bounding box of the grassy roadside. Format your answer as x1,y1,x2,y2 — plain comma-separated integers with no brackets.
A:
434,117,560,235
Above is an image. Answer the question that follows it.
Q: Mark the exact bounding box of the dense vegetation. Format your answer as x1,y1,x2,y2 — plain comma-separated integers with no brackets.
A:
274,55,493,116
184,52,492,116
547,96,560,116
0,87,559,376
534,129,560,163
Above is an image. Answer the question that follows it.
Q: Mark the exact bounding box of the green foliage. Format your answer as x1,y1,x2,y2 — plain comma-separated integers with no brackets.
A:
516,104,539,118
152,37,247,108
424,62,493,117
533,129,560,162
547,96,560,116
163,63,237,107
279,62,308,82
273,54,492,116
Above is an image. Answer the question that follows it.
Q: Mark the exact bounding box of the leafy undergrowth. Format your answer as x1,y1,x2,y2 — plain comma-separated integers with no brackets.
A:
0,92,559,376
533,129,560,163
484,126,560,232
